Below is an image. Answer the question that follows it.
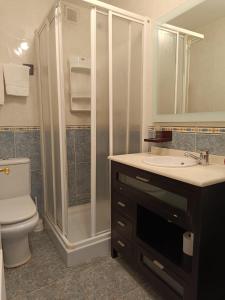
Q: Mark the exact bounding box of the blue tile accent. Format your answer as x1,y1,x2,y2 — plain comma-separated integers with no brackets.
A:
196,133,225,156
0,131,14,158
15,131,41,172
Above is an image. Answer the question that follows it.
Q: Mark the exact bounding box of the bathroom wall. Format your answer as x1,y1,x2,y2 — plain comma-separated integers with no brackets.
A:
0,0,55,127
0,0,55,216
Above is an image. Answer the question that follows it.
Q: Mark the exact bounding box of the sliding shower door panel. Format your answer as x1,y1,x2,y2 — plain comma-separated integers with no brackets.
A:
112,16,129,155
111,15,144,155
49,17,64,230
39,24,55,223
96,12,110,234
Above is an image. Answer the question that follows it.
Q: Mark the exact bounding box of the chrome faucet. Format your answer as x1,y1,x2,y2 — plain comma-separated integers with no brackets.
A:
184,150,209,165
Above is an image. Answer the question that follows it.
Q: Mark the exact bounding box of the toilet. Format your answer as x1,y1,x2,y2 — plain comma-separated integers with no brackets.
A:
0,158,39,268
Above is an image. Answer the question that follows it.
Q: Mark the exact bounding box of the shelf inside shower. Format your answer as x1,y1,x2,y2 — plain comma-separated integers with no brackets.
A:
69,56,91,112
71,96,91,112
71,66,91,72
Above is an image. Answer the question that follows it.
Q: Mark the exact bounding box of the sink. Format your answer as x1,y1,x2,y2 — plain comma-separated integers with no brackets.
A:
143,156,198,168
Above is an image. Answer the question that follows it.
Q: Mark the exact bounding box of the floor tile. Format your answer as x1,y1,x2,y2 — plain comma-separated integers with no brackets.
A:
26,276,86,300
5,231,165,300
77,257,138,300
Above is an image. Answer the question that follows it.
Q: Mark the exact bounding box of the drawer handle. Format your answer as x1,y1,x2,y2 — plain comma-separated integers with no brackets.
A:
117,240,125,248
117,221,125,227
173,214,178,219
117,201,126,208
136,176,149,183
153,260,164,270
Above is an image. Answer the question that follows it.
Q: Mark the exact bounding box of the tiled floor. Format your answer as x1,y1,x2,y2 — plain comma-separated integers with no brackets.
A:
5,231,164,300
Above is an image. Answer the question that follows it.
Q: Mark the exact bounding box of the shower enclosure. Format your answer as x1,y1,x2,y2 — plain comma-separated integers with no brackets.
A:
36,0,149,265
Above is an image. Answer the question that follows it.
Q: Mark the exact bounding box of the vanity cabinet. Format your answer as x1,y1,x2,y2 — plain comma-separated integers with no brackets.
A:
111,161,225,300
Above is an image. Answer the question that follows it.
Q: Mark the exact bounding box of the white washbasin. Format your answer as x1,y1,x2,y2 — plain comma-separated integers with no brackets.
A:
143,156,198,168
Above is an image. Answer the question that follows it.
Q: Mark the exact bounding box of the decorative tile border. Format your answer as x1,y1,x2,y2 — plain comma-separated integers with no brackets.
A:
148,126,225,134
66,125,91,129
0,126,40,132
0,125,92,131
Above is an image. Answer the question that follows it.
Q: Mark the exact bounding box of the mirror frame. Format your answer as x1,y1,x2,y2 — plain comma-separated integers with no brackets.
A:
152,0,225,122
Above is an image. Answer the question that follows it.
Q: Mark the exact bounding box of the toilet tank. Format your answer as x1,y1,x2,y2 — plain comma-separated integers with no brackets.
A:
0,158,31,200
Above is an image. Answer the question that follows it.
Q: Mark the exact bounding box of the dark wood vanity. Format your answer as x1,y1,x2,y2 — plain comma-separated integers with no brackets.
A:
111,161,225,300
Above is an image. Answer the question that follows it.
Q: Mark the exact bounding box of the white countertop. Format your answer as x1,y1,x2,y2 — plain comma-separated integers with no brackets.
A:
108,153,225,187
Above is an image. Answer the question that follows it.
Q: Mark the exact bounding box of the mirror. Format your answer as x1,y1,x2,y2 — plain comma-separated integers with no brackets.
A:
154,0,225,121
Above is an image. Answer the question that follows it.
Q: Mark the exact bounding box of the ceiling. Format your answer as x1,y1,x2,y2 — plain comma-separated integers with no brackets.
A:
169,0,225,30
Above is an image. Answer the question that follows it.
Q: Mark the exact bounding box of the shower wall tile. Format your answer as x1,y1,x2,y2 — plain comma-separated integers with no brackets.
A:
0,131,15,158
75,129,91,163
68,161,76,207
0,127,43,216
66,129,75,162
76,162,90,196
66,128,91,207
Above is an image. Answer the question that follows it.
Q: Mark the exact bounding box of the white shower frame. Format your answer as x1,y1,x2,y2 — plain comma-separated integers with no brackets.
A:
36,0,150,265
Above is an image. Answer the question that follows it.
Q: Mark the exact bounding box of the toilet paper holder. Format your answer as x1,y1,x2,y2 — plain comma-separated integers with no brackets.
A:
183,232,194,256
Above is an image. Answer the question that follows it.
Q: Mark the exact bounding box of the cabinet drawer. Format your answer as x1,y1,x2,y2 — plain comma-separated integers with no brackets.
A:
112,213,133,240
112,231,135,260
137,246,183,300
112,162,196,229
111,191,135,219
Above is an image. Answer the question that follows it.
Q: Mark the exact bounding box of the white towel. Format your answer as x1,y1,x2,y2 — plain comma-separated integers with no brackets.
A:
0,64,4,104
3,63,29,97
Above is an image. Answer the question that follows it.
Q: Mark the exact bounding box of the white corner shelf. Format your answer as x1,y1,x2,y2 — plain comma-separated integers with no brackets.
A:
71,94,91,99
70,66,91,72
71,103,91,112
69,56,91,112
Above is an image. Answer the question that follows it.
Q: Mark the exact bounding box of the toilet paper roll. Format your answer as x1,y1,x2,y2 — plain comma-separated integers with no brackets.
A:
183,232,194,256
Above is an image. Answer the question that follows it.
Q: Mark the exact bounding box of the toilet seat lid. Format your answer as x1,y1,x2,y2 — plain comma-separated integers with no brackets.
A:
0,195,37,224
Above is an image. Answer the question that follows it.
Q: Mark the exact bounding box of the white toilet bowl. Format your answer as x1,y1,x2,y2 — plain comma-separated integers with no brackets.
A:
0,158,39,268
1,212,39,268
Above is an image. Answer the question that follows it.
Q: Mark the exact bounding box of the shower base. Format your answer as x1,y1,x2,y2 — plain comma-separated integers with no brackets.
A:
45,206,110,267
68,201,110,243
